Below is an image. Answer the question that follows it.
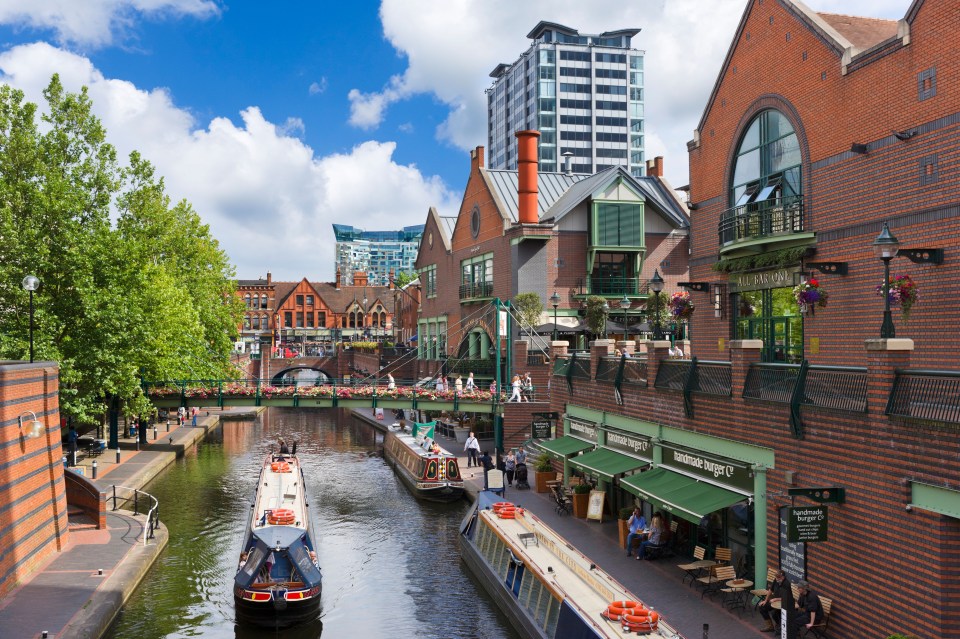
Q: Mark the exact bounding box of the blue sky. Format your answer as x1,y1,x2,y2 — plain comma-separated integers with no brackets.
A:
0,0,908,280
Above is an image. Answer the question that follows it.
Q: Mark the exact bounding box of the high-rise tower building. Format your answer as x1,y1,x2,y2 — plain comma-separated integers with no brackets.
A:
486,22,644,176
332,224,424,286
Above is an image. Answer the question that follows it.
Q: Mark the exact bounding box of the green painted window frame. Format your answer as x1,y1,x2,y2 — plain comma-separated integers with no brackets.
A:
592,201,644,248
420,264,437,298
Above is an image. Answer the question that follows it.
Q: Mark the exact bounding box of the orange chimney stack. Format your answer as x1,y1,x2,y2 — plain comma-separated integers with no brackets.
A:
515,130,540,224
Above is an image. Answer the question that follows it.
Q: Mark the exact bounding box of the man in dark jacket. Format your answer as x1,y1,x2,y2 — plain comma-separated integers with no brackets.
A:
792,580,824,636
759,570,794,632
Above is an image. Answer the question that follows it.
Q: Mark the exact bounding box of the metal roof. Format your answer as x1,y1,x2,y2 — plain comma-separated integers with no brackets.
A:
483,169,589,223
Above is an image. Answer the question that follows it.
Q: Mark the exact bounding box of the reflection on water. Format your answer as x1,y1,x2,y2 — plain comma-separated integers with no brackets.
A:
103,408,518,639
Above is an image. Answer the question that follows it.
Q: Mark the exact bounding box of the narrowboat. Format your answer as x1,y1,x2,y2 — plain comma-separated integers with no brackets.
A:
383,421,464,502
234,450,322,627
459,490,685,639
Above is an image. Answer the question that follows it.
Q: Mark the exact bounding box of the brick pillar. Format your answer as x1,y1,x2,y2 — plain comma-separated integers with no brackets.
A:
616,340,635,356
633,340,647,356
642,339,672,387
550,341,569,359
513,339,529,373
590,339,613,379
679,339,692,359
729,339,763,397
864,338,913,415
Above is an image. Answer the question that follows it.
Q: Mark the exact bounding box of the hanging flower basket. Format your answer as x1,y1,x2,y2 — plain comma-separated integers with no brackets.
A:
876,274,918,320
668,291,695,320
793,278,829,314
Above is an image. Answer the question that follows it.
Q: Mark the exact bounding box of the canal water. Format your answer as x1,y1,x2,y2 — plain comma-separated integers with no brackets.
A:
103,408,519,639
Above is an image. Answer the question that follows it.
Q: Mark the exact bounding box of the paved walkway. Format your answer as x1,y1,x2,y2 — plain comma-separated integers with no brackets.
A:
353,408,770,639
0,409,246,639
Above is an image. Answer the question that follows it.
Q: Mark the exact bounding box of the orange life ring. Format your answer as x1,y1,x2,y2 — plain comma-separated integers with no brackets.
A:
497,508,517,519
267,508,296,525
492,502,513,513
605,601,644,618
271,461,291,473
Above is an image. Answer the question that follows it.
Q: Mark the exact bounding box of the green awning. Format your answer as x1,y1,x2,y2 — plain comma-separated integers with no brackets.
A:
568,447,646,481
621,468,746,524
537,435,594,461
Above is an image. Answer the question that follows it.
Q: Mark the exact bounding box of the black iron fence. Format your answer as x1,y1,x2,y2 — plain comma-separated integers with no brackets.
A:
886,369,960,424
621,358,648,387
111,485,160,545
654,359,691,392
742,364,800,404
718,194,805,246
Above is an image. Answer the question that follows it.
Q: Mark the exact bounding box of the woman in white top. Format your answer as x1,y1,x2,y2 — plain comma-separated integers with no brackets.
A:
509,375,523,402
465,372,475,391
387,373,395,390
455,375,463,396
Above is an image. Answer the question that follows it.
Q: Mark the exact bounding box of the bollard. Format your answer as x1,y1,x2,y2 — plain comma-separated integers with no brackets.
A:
703,623,709,639
116,448,120,464
92,460,98,479
166,420,170,432
153,426,157,440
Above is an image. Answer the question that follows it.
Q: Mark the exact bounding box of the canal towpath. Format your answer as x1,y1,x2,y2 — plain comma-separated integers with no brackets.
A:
352,408,769,639
0,408,241,639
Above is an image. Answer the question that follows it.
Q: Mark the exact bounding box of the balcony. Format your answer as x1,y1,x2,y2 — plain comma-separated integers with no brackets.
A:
459,281,494,301
718,195,813,255
583,276,650,297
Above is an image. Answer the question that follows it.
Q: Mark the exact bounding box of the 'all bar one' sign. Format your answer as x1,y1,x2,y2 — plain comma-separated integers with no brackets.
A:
787,505,828,543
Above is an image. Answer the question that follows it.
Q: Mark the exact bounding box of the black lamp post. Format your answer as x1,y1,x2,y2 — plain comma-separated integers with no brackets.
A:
22,275,39,362
601,301,610,339
873,221,900,338
550,291,561,341
619,294,631,342
650,269,665,340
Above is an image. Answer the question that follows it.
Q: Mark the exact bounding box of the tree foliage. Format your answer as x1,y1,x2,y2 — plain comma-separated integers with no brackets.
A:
0,76,242,425
584,296,608,338
512,292,544,330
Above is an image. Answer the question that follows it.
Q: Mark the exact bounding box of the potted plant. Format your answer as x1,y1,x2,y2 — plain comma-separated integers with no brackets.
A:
876,274,918,321
668,291,695,320
533,452,555,493
792,277,829,314
571,482,592,518
618,506,635,549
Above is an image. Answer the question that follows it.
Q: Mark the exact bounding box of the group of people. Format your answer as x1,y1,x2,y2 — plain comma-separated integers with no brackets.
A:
433,372,476,395
625,509,667,560
758,571,825,634
463,434,529,487
508,373,534,402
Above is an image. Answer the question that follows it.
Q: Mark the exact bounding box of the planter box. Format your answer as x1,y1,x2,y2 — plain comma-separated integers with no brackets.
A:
335,399,373,408
454,427,471,443
298,398,334,408
222,398,257,406
618,519,630,549
535,471,554,493
572,492,590,518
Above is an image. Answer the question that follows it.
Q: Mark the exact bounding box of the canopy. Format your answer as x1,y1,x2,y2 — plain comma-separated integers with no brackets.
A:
568,447,647,481
537,435,594,461
534,322,588,334
621,467,745,524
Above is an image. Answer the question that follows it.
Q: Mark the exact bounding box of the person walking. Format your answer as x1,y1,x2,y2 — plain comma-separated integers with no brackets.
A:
465,372,475,391
464,431,481,467
509,375,523,402
387,373,396,390
504,449,517,487
191,407,198,428
455,375,463,396
522,372,534,402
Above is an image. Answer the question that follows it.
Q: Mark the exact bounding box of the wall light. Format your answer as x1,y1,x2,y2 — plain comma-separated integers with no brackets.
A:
18,411,44,439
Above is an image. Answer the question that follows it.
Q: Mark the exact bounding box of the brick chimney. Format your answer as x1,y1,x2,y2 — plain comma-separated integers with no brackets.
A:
515,130,540,224
646,156,664,178
388,268,395,289
266,271,272,285
471,146,485,173
354,272,368,287
335,267,341,290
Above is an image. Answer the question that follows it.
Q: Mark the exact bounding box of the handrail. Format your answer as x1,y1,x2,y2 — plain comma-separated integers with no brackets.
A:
718,194,805,246
886,368,960,424
110,485,160,546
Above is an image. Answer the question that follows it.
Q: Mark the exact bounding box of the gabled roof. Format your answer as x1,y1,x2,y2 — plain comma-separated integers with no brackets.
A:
426,206,452,252
483,169,588,223
546,166,690,230
271,280,395,313
818,13,898,50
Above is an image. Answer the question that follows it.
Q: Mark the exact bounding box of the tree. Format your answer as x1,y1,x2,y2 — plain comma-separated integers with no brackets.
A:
392,270,416,288
512,292,544,331
585,296,608,339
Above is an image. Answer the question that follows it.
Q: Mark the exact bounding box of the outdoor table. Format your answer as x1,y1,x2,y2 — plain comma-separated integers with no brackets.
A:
724,579,753,613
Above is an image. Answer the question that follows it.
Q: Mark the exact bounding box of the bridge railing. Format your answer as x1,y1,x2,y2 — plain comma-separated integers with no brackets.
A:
143,378,505,411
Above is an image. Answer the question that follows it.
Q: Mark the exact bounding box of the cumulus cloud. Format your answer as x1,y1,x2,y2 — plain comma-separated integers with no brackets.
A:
0,42,459,280
0,0,220,48
355,0,910,184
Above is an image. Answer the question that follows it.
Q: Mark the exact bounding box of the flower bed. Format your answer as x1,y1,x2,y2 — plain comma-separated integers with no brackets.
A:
148,386,180,398
222,383,257,397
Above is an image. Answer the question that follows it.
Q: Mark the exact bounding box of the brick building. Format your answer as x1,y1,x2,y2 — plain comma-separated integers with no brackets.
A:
414,132,689,374
533,2,960,638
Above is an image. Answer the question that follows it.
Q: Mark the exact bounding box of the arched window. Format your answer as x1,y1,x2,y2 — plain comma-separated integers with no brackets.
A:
251,315,260,330
244,315,251,329
730,109,801,209
244,293,251,308
260,294,268,309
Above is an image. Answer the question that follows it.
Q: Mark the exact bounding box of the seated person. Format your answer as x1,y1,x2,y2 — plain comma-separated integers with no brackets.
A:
625,508,648,556
759,570,794,632
636,513,665,560
791,580,824,635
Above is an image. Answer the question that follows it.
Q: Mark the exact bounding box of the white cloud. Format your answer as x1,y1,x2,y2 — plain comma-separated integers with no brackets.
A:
0,42,459,280
308,78,327,95
357,0,910,185
0,0,220,48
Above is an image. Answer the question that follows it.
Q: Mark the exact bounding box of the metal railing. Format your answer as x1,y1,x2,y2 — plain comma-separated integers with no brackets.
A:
527,353,550,367
693,361,733,397
804,365,868,413
458,281,494,300
621,357,648,387
596,356,620,384
552,356,571,377
584,275,650,296
111,485,160,546
742,364,800,404
569,352,592,380
654,359,691,392
718,195,804,246
886,369,960,424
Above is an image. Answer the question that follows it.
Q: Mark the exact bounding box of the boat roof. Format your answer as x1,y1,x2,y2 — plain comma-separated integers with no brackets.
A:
390,427,457,458
475,491,683,638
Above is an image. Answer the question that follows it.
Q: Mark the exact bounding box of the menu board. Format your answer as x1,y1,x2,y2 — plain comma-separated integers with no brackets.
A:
587,490,606,522
779,506,806,584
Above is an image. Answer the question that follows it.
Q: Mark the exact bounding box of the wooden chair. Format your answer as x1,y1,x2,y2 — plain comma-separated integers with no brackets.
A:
697,564,736,599
799,596,832,638
750,568,779,612
678,546,716,586
714,546,732,566
644,520,678,560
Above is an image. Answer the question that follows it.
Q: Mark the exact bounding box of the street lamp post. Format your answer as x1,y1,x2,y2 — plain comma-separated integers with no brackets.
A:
22,275,39,362
601,301,610,339
550,291,561,342
619,294,631,343
873,221,900,338
650,269,665,340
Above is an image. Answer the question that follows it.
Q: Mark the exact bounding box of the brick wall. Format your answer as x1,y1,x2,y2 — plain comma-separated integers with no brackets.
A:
0,361,67,599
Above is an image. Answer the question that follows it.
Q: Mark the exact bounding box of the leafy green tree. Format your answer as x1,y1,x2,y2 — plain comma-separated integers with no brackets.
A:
584,296,608,339
512,292,544,330
392,270,416,288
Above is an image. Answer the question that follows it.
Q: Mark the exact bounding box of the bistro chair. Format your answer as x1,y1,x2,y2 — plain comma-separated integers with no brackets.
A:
678,546,715,586
751,567,779,612
799,596,832,638
714,546,732,566
698,564,736,599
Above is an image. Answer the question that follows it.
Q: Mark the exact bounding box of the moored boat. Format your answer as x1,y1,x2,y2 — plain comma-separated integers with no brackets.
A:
234,450,322,627
383,421,464,502
459,490,685,639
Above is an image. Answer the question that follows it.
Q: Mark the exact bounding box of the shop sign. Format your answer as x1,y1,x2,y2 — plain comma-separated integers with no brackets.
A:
531,420,552,439
779,506,806,584
660,444,753,492
787,505,828,543
603,428,652,461
731,267,799,292
568,419,597,443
